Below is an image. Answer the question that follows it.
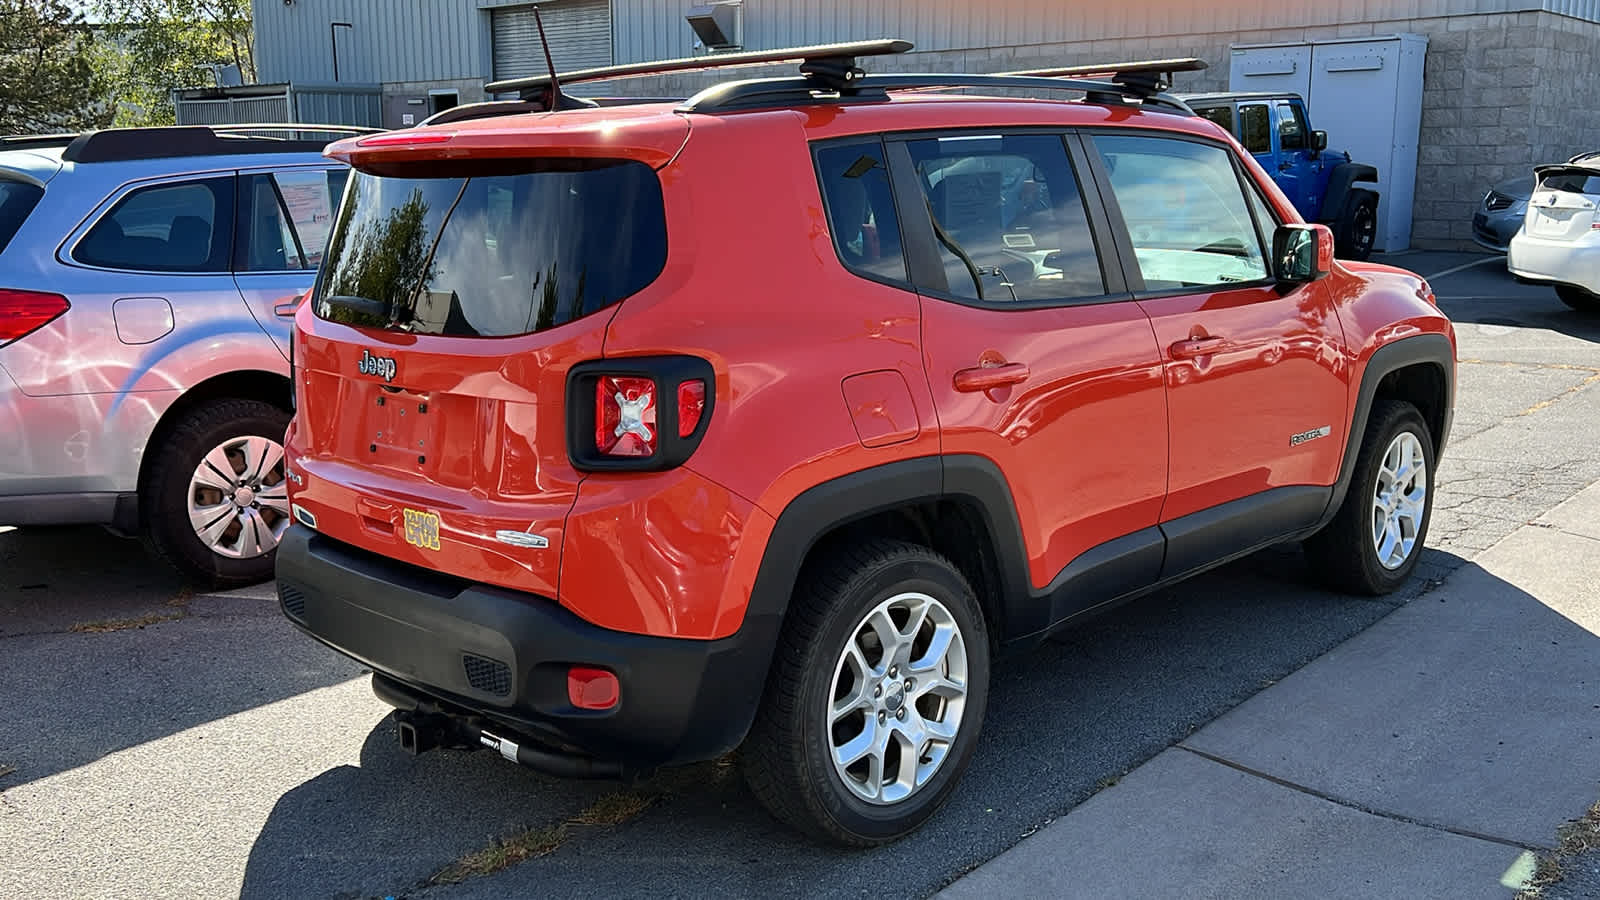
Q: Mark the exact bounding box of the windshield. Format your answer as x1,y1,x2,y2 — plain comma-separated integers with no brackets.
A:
313,159,667,337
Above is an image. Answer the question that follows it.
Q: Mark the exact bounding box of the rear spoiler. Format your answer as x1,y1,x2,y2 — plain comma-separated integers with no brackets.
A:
1533,162,1600,181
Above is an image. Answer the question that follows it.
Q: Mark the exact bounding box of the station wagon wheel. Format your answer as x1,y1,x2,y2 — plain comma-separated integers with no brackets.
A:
186,434,290,560
141,398,291,590
1306,399,1435,594
743,540,990,846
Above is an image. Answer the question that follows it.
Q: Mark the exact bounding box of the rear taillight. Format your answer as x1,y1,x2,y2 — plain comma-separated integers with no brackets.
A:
0,289,69,346
595,376,657,457
568,357,714,471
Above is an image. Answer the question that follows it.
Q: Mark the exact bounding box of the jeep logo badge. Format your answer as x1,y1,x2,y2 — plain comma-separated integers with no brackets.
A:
357,349,397,382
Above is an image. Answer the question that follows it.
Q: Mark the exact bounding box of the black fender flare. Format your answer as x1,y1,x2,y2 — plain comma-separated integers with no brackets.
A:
723,455,1030,745
1323,162,1380,220
1315,333,1455,530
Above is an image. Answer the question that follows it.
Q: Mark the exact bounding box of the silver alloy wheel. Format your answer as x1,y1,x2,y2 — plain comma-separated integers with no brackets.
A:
187,435,290,559
826,591,969,805
1371,431,1427,570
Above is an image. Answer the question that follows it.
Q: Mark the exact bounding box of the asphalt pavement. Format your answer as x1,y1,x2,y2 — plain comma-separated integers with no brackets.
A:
1,250,1597,899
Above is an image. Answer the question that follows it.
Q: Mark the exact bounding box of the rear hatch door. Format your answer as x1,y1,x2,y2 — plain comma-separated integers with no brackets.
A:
293,121,678,596
1525,164,1600,242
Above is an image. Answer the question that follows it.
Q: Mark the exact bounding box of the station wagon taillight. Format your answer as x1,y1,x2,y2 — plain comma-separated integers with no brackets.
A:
568,358,714,471
0,289,69,346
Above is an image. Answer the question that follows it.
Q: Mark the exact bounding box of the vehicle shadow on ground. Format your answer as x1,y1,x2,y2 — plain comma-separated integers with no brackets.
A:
0,525,360,790
238,545,1469,900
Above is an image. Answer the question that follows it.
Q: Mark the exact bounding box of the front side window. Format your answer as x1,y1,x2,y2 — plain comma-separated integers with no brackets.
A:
75,177,233,272
904,133,1104,302
1239,105,1271,154
814,139,908,284
1278,103,1309,151
1093,134,1270,291
241,168,350,271
314,159,666,337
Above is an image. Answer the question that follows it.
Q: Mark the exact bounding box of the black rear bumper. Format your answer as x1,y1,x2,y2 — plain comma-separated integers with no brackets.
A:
274,525,774,768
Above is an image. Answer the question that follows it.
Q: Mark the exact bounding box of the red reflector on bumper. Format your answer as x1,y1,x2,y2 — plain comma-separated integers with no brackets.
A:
567,666,620,710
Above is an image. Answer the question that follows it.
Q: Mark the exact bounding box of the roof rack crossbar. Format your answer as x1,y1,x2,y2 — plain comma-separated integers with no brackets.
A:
996,57,1209,95
678,72,1197,115
486,38,913,100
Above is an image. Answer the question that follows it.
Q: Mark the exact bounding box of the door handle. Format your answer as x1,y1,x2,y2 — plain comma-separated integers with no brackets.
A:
953,362,1030,393
1169,337,1228,359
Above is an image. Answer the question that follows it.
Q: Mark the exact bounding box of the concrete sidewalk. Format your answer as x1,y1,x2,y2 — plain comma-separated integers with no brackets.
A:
938,481,1600,900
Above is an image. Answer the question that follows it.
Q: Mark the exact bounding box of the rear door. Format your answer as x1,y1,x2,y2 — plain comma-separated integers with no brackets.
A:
1085,130,1347,579
884,129,1169,628
1525,165,1600,241
233,165,351,358
290,156,671,598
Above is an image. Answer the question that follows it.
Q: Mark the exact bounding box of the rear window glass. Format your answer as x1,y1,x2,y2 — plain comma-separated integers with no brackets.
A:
0,179,43,254
1540,172,1600,195
1195,106,1234,135
313,159,666,337
75,177,233,272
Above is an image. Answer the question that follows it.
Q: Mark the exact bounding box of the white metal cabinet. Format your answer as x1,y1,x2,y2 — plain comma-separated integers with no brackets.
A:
1230,34,1428,252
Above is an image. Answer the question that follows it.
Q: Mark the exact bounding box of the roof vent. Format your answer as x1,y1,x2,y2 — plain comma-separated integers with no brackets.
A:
686,2,741,52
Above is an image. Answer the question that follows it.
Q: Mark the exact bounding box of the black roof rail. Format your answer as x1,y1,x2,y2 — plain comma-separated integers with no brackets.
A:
0,133,81,151
678,72,1198,115
419,96,682,126
60,124,382,164
485,38,914,101
997,57,1207,92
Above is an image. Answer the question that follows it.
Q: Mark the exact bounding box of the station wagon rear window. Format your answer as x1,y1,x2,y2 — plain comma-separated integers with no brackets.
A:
313,159,666,337
0,178,43,254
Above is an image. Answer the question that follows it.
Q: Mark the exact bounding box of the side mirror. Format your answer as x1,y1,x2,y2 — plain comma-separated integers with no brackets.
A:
1312,130,1328,152
1273,224,1335,285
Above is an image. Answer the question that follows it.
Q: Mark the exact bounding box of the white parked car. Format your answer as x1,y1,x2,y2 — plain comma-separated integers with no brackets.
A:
1508,159,1600,313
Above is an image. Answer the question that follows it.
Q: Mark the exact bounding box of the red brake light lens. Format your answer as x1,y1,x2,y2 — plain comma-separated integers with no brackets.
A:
567,666,620,710
677,379,706,438
0,289,70,345
357,130,453,147
595,376,657,457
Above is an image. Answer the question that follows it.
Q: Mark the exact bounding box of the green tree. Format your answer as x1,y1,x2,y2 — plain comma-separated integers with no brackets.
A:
0,0,110,133
93,0,254,126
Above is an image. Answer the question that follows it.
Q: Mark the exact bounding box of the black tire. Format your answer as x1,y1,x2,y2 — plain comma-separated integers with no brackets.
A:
1305,400,1435,595
742,540,991,846
141,398,291,590
1556,285,1600,314
1334,189,1379,261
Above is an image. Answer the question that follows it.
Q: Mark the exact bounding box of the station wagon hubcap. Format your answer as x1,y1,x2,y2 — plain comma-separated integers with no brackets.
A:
188,435,290,559
827,591,968,805
1371,432,1427,570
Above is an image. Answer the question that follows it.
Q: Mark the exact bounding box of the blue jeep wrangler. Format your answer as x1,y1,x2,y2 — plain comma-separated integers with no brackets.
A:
1182,92,1380,260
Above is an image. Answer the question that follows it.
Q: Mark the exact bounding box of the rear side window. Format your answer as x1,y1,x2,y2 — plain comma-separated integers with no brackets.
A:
0,179,44,254
1239,105,1270,154
1195,106,1234,135
1093,134,1270,291
314,159,665,337
240,168,349,271
905,133,1104,302
815,140,907,285
76,178,234,272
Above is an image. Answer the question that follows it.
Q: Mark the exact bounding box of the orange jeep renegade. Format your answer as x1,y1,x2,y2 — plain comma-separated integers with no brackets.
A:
276,41,1456,845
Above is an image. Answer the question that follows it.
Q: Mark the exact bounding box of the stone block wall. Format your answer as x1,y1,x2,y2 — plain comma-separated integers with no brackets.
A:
587,10,1600,250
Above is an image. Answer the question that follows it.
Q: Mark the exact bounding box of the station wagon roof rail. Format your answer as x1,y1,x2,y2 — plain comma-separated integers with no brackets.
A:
52,123,381,164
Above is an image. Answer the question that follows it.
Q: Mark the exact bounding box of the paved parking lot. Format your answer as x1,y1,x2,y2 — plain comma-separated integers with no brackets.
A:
2,252,1597,899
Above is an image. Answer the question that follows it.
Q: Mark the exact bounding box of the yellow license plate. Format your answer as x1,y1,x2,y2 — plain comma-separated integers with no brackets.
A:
402,508,441,551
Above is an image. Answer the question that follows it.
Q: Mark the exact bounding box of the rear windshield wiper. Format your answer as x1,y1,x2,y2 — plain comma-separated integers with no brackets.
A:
320,294,391,319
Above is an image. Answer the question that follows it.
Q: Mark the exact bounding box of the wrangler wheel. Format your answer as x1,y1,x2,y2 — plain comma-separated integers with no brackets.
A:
743,540,990,846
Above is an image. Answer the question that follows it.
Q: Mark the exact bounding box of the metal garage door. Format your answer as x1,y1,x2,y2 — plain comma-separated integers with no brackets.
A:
492,1,612,82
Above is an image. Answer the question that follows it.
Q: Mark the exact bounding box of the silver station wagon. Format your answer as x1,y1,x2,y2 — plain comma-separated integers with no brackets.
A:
0,124,367,587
